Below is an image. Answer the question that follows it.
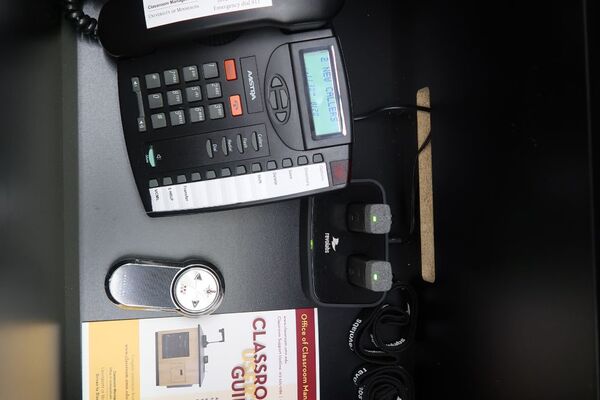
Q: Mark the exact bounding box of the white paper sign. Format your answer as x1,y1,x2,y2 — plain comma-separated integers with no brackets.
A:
142,0,274,29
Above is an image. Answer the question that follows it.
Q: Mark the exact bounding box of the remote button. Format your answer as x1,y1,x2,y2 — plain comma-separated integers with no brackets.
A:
298,156,308,165
206,140,214,158
164,69,179,86
149,179,159,188
236,134,244,154
206,82,222,99
221,168,232,177
221,137,229,156
186,86,202,102
137,117,147,132
313,153,324,163
189,106,205,123
229,95,243,116
183,65,199,82
267,161,277,170
177,175,187,184
280,89,289,108
170,110,185,126
151,113,167,129
202,62,219,79
163,177,173,186
251,131,259,151
236,166,246,175
251,163,262,173
145,73,161,89
148,93,163,109
167,90,183,106
276,112,287,123
282,158,293,168
271,76,283,88
208,103,225,120
224,59,237,81
191,172,202,181
206,170,217,180
269,90,278,109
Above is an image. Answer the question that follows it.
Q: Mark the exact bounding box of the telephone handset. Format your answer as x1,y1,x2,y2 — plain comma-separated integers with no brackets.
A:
98,0,345,58
93,0,353,216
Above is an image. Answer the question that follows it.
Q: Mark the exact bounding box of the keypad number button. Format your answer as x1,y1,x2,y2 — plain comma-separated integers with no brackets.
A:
206,82,222,99
169,110,186,126
148,93,164,109
186,86,202,102
164,69,180,86
208,104,225,120
203,62,219,79
183,66,199,82
167,90,183,106
189,107,205,123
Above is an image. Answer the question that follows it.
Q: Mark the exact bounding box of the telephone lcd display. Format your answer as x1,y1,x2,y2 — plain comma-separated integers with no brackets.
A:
303,49,342,137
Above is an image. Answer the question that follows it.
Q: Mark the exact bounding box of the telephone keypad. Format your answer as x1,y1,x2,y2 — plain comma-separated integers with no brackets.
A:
133,58,249,132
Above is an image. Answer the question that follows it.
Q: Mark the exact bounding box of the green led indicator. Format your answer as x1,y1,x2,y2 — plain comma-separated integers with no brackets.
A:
372,215,377,223
310,239,314,251
373,273,379,281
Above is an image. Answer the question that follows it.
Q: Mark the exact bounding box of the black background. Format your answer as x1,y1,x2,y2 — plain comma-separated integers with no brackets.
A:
319,0,598,399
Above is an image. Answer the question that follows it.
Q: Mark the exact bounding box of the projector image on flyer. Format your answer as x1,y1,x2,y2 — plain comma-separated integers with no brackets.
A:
82,308,319,400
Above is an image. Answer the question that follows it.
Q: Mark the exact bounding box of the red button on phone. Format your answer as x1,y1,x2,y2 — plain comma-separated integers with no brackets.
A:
224,59,237,81
330,160,349,186
230,95,243,116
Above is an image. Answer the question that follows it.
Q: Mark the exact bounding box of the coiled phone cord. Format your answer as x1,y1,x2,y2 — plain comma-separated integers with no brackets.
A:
62,0,98,40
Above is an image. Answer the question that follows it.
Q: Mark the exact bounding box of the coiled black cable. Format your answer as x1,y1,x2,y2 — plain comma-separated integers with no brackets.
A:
63,0,98,40
348,283,418,365
353,364,414,400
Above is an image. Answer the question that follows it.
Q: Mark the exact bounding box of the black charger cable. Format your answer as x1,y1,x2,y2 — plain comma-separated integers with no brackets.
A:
62,0,99,40
348,283,418,365
353,364,414,400
354,104,433,245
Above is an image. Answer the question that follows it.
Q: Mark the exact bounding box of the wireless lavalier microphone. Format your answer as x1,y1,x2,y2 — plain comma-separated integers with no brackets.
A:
348,256,393,292
347,204,392,234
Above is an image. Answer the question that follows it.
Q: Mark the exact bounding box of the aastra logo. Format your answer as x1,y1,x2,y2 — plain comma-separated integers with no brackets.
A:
246,70,257,101
324,233,340,254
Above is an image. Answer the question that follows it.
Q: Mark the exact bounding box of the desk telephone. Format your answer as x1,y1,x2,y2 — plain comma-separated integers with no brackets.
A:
93,0,352,216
